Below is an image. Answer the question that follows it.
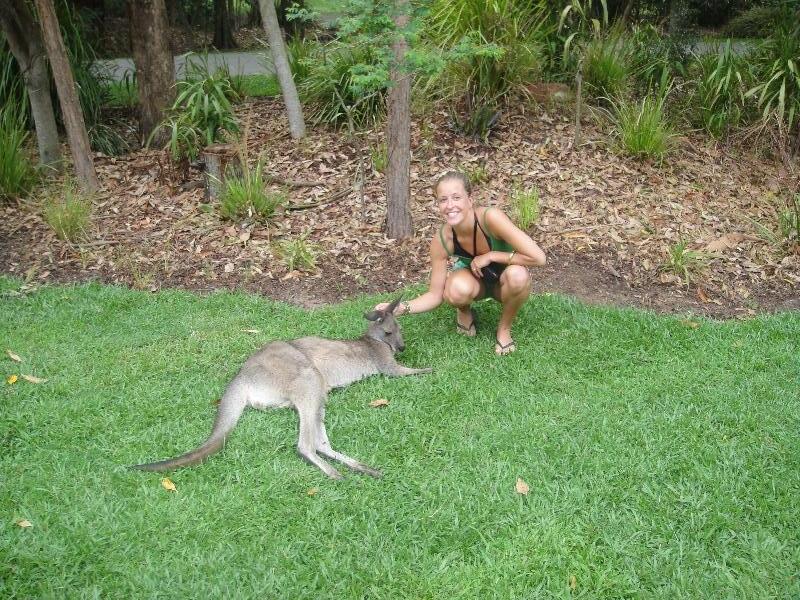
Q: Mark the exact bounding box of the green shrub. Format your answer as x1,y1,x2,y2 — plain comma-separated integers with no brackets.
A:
274,232,317,272
723,5,783,38
628,24,691,91
778,194,800,246
299,44,387,129
173,58,240,145
219,160,285,222
426,0,551,105
582,33,631,101
612,91,675,161
692,40,749,137
449,102,501,142
286,36,316,85
60,2,130,156
43,183,92,242
745,12,800,142
0,103,37,201
510,183,540,230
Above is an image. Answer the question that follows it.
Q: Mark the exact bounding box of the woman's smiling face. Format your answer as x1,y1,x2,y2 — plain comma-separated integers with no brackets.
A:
436,178,472,227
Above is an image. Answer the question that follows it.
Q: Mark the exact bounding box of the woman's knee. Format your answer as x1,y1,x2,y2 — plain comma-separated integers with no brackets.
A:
502,266,531,294
444,272,479,305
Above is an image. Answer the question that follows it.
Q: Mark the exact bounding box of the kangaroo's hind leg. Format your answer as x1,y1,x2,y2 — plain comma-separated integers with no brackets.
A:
315,407,382,478
294,386,343,480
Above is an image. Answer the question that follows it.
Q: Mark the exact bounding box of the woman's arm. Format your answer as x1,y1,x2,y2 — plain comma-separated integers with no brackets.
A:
480,207,546,267
375,236,449,315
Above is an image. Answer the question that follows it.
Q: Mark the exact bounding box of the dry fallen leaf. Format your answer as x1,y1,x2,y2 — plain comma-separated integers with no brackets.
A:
704,233,745,253
679,319,700,329
696,287,710,303
515,477,530,495
6,374,18,385
15,519,33,528
241,329,260,334
161,477,177,492
369,398,390,408
569,575,577,590
6,349,21,362
307,487,319,496
21,374,47,384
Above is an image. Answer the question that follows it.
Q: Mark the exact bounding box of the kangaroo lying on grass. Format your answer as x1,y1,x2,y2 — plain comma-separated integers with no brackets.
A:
131,298,431,479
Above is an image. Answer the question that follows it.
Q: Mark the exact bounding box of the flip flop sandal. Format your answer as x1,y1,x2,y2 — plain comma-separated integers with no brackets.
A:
456,309,477,337
495,338,516,355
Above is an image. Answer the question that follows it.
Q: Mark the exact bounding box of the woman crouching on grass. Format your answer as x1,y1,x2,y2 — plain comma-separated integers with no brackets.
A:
375,170,546,355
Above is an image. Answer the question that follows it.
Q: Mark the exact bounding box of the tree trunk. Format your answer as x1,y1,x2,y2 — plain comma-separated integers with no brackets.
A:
0,0,62,170
385,0,413,239
34,0,99,192
258,0,305,138
129,0,176,146
213,0,237,49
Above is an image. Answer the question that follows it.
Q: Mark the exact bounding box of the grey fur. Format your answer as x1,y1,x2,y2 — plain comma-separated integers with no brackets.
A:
130,298,431,479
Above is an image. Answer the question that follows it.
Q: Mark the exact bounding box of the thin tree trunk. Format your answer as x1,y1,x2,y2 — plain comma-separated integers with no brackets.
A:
0,0,62,170
213,0,237,49
258,0,305,138
129,0,175,145
34,0,99,192
385,0,413,239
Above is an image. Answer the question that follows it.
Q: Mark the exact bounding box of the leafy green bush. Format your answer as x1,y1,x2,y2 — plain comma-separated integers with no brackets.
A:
427,0,551,105
612,90,675,161
582,33,631,101
286,36,317,85
722,5,782,38
174,58,240,145
219,160,285,222
0,38,27,126
691,40,749,137
745,12,800,142
299,44,387,129
628,24,691,91
43,183,92,242
0,103,37,201
153,56,241,163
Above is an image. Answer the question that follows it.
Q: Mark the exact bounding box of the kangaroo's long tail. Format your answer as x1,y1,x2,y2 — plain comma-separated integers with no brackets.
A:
130,392,247,472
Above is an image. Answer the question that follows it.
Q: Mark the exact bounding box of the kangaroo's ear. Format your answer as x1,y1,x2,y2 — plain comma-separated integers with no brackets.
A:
386,296,402,315
364,310,383,322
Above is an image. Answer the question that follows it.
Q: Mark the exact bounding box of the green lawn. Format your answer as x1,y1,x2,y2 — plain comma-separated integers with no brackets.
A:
1,279,798,598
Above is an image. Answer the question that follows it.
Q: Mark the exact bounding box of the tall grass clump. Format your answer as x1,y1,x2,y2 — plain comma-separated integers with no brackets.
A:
274,232,317,272
43,183,93,242
0,103,37,201
612,89,675,161
510,183,540,230
581,32,631,101
426,0,551,105
218,159,285,222
691,40,749,137
59,1,129,155
745,9,800,151
299,44,387,129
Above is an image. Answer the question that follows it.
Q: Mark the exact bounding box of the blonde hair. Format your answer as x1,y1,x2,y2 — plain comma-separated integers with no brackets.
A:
433,170,471,196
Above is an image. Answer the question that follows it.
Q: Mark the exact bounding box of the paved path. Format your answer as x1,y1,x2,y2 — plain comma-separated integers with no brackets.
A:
94,50,274,81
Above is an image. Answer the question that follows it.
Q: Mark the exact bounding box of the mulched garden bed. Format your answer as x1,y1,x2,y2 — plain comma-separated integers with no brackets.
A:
2,96,798,318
